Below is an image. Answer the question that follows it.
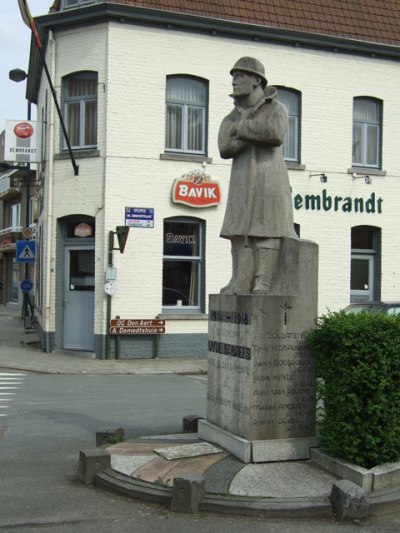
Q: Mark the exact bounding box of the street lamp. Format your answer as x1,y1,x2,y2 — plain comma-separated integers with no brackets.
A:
9,68,28,83
8,68,34,327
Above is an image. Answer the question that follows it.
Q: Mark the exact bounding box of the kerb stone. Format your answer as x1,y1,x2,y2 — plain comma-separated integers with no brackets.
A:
330,480,369,520
78,449,111,485
182,414,204,432
171,475,205,513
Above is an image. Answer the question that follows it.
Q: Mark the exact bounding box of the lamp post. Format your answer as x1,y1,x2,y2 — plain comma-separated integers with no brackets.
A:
9,68,34,327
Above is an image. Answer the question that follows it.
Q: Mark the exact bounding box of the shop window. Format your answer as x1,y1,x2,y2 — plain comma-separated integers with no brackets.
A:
277,88,301,163
165,76,207,155
352,97,382,168
350,226,381,303
162,218,205,311
62,72,98,150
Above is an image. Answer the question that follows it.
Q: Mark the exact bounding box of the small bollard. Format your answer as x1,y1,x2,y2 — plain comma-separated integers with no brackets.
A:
78,449,111,485
95,428,125,446
330,479,369,520
171,475,205,513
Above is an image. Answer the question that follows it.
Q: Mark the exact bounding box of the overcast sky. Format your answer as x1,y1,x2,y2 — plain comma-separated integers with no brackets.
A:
0,1,51,132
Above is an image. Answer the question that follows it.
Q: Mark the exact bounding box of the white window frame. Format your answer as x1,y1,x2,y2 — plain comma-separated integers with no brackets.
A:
277,88,301,163
10,203,21,230
162,218,205,312
352,97,382,169
165,76,207,155
350,226,381,303
62,72,98,150
350,254,374,302
61,0,97,9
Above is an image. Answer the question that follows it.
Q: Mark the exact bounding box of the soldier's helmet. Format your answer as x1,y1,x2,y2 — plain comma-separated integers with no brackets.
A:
230,57,267,87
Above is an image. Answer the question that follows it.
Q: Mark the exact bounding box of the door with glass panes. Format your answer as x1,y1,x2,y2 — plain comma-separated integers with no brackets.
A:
63,246,95,350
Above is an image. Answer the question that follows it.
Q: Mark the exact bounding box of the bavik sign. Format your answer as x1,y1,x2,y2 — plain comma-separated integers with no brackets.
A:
172,170,221,208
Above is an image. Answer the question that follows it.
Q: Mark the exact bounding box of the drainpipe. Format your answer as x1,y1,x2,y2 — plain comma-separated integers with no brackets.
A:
44,30,55,352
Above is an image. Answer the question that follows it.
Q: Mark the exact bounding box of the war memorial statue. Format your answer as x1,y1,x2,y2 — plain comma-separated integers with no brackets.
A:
198,58,319,463
218,57,298,295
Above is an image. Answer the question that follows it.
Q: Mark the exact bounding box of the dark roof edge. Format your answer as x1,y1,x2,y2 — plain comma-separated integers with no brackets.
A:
27,2,400,102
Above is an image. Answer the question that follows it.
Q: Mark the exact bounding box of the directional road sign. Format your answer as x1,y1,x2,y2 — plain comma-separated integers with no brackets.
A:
109,318,166,335
109,326,165,335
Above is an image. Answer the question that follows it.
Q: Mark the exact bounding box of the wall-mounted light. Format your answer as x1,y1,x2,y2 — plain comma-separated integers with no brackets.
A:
309,173,328,183
353,173,371,185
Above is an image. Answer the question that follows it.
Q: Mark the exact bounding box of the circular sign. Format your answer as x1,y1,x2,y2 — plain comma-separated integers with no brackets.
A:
74,223,92,238
14,122,34,139
20,279,33,292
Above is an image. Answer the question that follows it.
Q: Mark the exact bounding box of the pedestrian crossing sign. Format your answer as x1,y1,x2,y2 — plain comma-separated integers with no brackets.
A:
16,240,36,263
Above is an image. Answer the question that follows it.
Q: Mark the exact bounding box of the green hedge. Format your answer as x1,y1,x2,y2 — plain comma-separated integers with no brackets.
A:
305,311,400,469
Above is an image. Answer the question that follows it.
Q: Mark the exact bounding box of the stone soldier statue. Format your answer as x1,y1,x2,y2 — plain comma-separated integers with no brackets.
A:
218,57,298,294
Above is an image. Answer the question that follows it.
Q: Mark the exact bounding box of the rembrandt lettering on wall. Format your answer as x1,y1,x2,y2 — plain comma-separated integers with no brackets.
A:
294,189,383,214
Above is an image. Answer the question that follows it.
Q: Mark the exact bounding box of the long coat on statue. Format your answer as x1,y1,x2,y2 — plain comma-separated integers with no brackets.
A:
218,86,297,240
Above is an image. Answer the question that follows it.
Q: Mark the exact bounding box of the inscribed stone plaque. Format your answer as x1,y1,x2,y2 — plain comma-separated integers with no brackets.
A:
206,239,318,444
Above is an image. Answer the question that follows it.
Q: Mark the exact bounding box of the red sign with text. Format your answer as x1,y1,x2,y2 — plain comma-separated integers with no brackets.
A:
172,170,221,208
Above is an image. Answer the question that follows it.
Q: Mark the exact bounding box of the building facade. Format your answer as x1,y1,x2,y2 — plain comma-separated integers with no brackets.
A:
0,132,38,310
25,0,400,357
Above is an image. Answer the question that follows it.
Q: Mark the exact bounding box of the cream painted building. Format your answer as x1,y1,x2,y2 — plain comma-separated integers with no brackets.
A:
25,0,400,357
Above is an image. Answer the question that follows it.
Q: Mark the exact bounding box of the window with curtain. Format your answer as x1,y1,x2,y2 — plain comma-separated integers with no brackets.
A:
62,72,98,149
165,76,207,155
276,88,301,163
352,97,382,168
162,218,205,311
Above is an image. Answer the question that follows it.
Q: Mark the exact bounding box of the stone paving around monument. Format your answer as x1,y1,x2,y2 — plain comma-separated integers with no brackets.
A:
106,434,338,498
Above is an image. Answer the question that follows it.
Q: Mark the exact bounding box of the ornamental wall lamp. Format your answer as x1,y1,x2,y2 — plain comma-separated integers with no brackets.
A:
309,173,328,183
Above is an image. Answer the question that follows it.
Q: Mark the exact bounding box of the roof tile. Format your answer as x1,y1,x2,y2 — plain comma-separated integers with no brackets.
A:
61,0,400,46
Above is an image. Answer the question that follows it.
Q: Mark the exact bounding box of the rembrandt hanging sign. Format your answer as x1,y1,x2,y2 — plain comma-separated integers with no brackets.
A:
172,170,221,208
294,189,383,214
4,120,42,164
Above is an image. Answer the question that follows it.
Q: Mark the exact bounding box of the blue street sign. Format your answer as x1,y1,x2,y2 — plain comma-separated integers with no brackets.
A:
16,240,36,263
20,279,33,292
125,207,154,228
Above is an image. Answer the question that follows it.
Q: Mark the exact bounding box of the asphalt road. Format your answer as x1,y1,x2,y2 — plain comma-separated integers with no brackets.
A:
1,371,400,532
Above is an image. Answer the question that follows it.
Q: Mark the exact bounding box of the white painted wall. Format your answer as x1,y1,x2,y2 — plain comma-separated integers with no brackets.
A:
36,18,400,343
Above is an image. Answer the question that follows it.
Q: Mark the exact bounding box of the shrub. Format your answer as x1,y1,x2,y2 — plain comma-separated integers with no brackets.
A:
305,311,400,469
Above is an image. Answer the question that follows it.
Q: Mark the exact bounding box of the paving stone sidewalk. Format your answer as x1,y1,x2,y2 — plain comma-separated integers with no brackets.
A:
0,306,207,375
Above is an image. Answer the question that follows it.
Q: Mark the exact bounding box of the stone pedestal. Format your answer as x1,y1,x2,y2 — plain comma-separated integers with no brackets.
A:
198,240,319,463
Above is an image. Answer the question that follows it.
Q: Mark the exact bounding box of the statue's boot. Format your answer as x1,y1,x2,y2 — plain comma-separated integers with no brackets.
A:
220,238,240,294
220,237,253,294
252,245,280,294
